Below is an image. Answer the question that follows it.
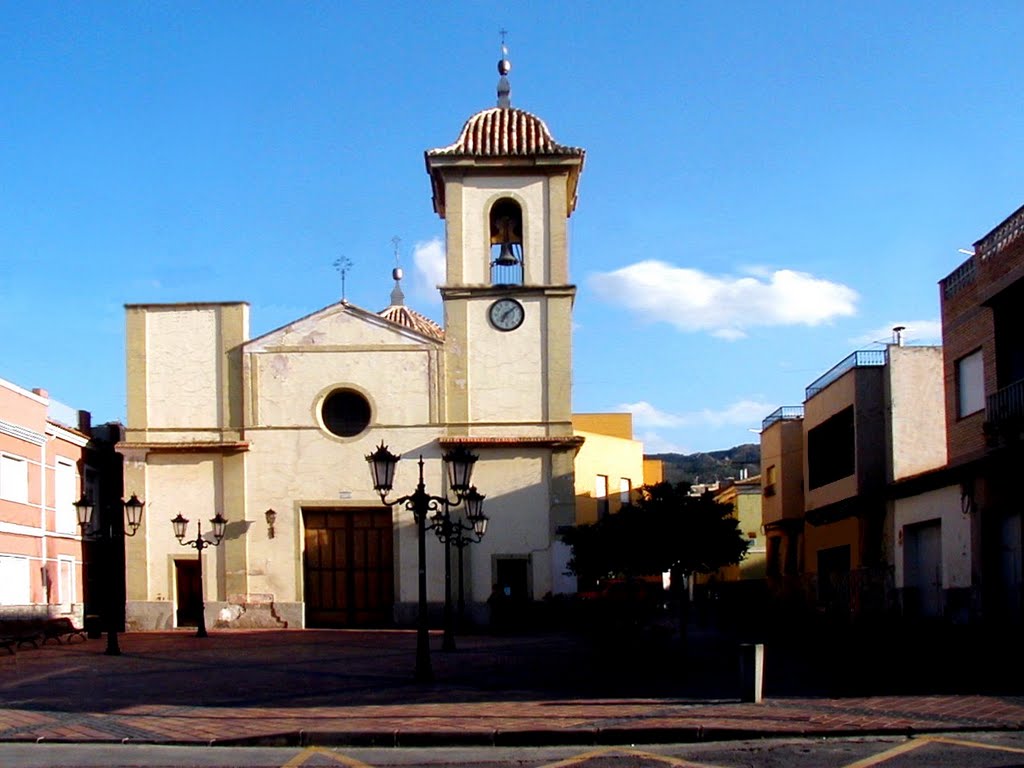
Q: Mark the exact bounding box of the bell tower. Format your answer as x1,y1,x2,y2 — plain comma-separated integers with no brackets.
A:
424,44,585,439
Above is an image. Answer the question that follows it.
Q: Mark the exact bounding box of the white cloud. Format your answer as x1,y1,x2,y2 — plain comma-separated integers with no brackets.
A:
850,319,943,347
589,261,858,339
619,398,775,430
620,401,688,428
636,430,689,454
412,237,446,304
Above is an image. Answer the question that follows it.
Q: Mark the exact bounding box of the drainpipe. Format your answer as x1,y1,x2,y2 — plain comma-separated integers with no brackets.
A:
40,433,48,611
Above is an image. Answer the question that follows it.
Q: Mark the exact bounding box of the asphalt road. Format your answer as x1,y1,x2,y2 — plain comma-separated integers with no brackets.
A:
4,733,1024,768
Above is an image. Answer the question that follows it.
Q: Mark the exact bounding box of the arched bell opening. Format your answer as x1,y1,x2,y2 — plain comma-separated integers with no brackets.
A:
489,198,523,286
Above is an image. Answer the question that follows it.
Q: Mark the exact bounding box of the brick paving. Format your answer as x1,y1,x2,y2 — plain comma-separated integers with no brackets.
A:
0,629,1022,746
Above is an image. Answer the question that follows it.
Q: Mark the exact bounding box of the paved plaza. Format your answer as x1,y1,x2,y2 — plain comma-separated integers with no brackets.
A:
1,628,1023,746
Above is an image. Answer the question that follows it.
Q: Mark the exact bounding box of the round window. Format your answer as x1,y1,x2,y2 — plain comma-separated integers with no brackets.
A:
321,389,371,437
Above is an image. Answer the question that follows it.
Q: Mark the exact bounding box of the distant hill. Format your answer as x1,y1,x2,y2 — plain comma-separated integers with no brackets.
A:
648,443,760,486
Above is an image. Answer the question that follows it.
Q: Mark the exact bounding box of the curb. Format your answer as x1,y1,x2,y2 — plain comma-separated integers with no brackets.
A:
108,722,1019,749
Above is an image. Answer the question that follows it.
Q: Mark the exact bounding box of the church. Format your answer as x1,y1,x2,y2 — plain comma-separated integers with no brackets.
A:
117,53,631,631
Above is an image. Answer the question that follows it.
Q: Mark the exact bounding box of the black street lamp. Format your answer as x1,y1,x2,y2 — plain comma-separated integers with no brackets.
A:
431,486,488,651
366,442,485,682
171,512,228,638
73,492,145,656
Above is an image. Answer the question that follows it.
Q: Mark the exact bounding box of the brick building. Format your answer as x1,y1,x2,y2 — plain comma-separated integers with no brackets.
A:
939,203,1024,621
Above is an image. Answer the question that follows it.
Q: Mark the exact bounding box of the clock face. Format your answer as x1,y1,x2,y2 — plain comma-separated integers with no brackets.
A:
488,298,525,331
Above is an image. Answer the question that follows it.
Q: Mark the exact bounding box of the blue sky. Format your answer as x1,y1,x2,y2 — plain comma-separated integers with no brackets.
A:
2,2,1022,453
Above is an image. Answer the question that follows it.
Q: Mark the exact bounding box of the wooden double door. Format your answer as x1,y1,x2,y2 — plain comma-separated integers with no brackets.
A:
303,508,394,627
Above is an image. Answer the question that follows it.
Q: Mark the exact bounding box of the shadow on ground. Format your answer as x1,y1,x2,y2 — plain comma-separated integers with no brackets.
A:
1,615,1022,714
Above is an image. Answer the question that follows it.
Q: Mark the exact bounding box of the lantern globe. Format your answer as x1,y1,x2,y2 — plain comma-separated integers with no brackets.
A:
366,442,400,493
124,493,145,534
463,486,485,520
443,445,478,493
210,512,228,542
74,494,94,532
171,513,189,542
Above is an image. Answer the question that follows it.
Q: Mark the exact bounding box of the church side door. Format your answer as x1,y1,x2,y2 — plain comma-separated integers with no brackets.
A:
303,508,394,627
174,559,202,628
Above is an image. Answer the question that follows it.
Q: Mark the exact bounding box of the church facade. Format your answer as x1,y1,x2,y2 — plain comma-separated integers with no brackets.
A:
119,72,591,630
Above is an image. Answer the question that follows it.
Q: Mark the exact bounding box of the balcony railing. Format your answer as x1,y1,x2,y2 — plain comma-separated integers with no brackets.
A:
805,350,887,401
987,378,1024,425
762,406,804,431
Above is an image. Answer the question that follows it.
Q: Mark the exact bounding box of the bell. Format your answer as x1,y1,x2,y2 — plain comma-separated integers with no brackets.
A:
494,242,518,266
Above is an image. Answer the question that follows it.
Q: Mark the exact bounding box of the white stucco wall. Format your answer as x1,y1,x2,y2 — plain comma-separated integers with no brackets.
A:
893,484,971,590
465,296,545,425
143,454,226,607
147,310,220,429
466,450,553,600
886,346,947,481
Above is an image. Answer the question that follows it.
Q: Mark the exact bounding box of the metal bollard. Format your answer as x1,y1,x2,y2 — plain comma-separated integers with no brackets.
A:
739,643,764,703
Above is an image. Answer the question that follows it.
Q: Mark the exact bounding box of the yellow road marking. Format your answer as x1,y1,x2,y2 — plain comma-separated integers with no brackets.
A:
282,746,376,768
928,735,1024,754
839,737,932,768
539,746,725,768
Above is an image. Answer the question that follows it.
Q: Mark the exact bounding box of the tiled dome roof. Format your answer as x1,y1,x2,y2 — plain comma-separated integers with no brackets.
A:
427,107,584,158
378,304,444,341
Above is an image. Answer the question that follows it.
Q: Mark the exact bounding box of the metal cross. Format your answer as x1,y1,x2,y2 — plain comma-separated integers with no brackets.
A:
333,256,352,301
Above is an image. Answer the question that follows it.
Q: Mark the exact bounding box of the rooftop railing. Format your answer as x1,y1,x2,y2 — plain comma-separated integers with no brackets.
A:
940,256,976,300
762,406,805,431
805,350,887,401
977,204,1024,262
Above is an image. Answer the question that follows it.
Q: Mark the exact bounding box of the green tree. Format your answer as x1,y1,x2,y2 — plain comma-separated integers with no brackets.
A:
561,481,749,586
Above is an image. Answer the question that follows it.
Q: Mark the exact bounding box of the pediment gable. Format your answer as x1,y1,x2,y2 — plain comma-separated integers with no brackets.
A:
244,301,442,353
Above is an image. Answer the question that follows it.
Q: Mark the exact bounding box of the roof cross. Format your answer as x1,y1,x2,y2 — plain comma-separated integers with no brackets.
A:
333,256,352,302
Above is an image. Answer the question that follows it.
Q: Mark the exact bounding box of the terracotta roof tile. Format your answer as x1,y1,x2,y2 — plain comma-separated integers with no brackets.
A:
427,107,584,158
377,305,444,341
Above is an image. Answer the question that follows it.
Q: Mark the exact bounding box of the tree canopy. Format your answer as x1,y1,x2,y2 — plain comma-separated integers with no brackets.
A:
560,481,749,586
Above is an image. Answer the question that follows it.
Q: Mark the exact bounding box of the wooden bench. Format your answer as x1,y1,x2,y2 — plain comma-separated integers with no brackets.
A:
41,617,87,645
0,621,45,653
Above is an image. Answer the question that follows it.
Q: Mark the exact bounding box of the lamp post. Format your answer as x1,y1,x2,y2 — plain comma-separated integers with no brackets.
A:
366,443,485,682
431,488,488,651
73,493,145,656
171,512,228,638
452,511,489,625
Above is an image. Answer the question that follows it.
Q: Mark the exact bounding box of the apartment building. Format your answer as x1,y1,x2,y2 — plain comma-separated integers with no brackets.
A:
762,344,946,618
761,406,805,602
939,202,1024,622
712,476,766,581
0,377,90,622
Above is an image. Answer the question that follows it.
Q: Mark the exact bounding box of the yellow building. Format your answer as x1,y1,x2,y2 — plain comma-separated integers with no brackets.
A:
119,57,591,629
712,477,766,581
571,413,646,526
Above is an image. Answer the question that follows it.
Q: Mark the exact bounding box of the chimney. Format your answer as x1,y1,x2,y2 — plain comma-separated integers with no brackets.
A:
892,326,906,347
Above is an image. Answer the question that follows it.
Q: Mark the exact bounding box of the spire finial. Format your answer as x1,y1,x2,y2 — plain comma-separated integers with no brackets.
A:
389,236,405,306
497,29,511,108
333,256,352,302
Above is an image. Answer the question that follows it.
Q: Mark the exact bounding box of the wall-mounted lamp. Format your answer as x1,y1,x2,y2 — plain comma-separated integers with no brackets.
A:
265,508,277,539
960,479,977,516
